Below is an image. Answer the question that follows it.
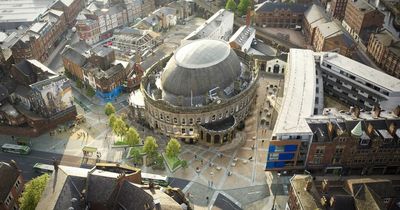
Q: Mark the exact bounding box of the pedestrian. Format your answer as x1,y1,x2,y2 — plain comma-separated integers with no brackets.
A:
201,159,204,165
194,154,197,160
206,196,209,204
211,181,213,187
262,139,265,144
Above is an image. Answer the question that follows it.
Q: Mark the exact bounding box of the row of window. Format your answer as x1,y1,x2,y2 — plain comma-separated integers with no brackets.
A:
148,97,250,125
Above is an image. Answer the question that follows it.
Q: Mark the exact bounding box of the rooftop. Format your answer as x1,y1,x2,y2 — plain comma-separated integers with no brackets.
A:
349,0,375,13
229,26,256,48
372,29,400,56
255,2,309,13
321,52,400,92
0,162,20,201
273,49,316,137
317,22,343,38
290,175,322,210
0,0,54,23
184,9,233,40
304,4,328,28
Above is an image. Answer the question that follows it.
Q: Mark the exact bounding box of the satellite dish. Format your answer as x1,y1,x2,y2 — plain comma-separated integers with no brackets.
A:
71,27,77,32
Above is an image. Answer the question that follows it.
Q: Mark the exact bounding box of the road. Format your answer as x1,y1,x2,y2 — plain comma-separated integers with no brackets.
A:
0,150,93,180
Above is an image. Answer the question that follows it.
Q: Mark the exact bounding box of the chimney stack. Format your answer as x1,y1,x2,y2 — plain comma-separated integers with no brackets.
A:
373,105,381,118
393,105,400,117
388,123,396,136
330,196,336,207
10,160,18,169
353,106,360,118
305,179,312,192
322,179,329,193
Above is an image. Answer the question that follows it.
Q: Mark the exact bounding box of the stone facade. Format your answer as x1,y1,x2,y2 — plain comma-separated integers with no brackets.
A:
367,30,400,79
342,0,384,43
329,0,348,20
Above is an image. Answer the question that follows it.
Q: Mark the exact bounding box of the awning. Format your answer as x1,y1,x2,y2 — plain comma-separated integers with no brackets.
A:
82,146,97,153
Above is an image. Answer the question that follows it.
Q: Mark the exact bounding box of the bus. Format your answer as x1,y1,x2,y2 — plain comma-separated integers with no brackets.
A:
141,172,169,187
1,143,31,155
33,163,54,174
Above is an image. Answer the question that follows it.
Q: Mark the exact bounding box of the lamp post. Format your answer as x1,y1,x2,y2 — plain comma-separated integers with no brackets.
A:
271,172,281,210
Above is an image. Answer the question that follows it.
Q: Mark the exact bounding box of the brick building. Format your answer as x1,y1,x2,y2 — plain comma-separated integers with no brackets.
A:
313,21,355,56
50,0,84,26
305,106,400,176
367,29,400,79
288,175,399,210
61,41,91,81
75,12,101,45
303,4,327,44
11,10,67,63
342,0,384,43
62,43,135,102
0,161,24,210
0,59,77,137
254,2,309,28
329,0,348,20
75,0,155,44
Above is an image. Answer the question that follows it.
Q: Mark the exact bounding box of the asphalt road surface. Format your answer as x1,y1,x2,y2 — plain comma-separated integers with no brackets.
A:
0,150,92,180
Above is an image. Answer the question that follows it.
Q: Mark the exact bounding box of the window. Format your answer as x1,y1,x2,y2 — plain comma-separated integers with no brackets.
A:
173,117,177,124
181,118,186,125
15,179,21,190
5,194,12,206
160,113,164,120
269,153,279,160
196,117,201,123
315,146,325,154
189,118,193,124
182,128,186,134
360,139,369,146
212,115,216,121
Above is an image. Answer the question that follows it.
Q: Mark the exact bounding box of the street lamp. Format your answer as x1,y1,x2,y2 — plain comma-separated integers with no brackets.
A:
271,172,281,210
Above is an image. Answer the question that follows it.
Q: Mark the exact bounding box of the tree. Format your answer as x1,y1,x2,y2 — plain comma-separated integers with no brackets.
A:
143,136,158,156
86,85,95,97
105,102,116,116
76,79,83,89
225,0,237,11
112,117,127,140
165,138,181,158
19,173,50,210
130,148,142,164
125,127,140,146
108,113,116,128
237,0,250,16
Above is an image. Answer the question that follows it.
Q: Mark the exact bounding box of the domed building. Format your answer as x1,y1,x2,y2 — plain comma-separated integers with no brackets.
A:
132,39,258,145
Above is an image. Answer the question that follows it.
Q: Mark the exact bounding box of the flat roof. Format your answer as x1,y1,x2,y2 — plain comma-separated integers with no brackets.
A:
321,52,400,92
273,49,316,136
0,0,54,23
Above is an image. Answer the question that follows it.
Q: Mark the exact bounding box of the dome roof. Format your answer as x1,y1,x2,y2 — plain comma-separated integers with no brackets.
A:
161,39,242,105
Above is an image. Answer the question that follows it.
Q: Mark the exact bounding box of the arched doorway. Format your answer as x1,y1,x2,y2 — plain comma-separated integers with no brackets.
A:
214,134,220,144
206,133,211,143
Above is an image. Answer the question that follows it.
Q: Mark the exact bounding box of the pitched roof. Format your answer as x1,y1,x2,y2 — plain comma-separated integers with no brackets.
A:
255,2,309,13
304,4,328,28
0,162,20,201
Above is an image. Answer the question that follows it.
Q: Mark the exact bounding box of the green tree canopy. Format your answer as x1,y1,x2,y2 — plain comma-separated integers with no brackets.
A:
237,0,250,16
108,113,116,128
166,138,181,158
19,173,50,210
86,85,95,97
143,136,158,156
104,102,116,116
225,0,237,11
125,127,140,146
130,148,142,164
112,117,127,138
76,79,83,89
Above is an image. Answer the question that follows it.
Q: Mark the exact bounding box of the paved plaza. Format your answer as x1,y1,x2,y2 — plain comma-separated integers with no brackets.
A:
0,17,291,209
